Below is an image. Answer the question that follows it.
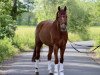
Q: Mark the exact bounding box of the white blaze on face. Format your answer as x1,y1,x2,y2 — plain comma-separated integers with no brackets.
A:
62,17,64,23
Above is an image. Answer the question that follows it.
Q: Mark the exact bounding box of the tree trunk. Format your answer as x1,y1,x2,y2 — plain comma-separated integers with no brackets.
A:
11,0,17,20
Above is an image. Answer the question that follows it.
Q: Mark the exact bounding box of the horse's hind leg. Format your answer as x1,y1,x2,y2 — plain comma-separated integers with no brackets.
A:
32,46,36,62
48,46,53,75
32,42,42,62
34,42,43,75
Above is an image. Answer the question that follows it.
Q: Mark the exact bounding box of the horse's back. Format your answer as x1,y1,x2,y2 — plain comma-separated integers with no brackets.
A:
36,20,53,33
35,20,53,46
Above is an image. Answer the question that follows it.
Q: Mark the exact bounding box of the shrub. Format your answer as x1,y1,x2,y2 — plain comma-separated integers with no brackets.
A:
12,27,35,51
0,15,17,39
0,38,19,62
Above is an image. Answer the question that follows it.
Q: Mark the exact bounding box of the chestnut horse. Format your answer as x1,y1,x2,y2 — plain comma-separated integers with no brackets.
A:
32,6,68,75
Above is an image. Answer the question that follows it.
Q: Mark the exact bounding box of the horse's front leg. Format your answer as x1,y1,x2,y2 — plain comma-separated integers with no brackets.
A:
54,45,59,75
59,46,66,75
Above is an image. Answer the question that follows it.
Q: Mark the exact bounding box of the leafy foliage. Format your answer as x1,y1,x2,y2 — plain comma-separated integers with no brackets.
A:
0,15,16,39
0,0,17,62
67,0,90,32
92,1,100,26
67,0,90,40
0,0,17,39
0,38,18,62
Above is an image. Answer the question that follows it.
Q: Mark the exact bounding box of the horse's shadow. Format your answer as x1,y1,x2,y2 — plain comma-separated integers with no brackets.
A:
35,72,53,75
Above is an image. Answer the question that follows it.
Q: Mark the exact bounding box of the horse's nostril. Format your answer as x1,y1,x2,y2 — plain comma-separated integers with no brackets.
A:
61,27,66,32
63,28,66,30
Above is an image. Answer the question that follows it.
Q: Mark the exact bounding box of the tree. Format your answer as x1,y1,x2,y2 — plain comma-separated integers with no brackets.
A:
11,0,17,20
25,0,34,25
35,0,67,22
17,0,28,25
92,0,100,26
0,0,16,39
16,0,36,25
66,0,90,40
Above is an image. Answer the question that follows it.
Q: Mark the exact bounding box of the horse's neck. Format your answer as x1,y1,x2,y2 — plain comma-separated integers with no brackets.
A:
53,20,60,32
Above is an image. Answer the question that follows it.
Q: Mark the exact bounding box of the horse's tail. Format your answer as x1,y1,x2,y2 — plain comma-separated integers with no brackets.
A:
32,45,36,62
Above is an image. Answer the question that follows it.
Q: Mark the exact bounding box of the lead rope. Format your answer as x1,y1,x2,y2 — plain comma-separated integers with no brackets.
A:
68,39,100,64
68,39,100,53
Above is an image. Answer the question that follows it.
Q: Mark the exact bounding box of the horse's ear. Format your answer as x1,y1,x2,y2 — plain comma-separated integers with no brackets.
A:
58,6,60,11
64,6,67,11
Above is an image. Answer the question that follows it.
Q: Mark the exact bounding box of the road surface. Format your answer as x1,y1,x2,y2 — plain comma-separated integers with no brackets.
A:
0,41,100,75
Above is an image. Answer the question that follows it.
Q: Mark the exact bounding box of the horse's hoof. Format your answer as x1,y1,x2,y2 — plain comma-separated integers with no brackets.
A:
32,59,35,62
36,72,39,75
49,73,53,75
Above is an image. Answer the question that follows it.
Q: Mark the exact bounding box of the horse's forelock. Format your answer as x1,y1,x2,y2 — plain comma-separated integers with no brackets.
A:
56,10,66,19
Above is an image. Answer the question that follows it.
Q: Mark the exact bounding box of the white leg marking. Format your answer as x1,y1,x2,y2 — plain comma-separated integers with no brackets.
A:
59,63,64,75
54,64,59,75
48,61,53,73
35,60,39,72
59,63,64,72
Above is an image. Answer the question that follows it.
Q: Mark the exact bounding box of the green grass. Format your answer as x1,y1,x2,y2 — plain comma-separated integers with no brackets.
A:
68,33,82,41
88,26,100,58
89,26,100,40
13,26,36,51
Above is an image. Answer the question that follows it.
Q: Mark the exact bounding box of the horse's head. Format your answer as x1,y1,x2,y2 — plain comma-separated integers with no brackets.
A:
56,6,67,32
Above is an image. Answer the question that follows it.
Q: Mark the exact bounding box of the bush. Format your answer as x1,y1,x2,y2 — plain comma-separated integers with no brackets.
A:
0,38,19,62
0,15,17,39
12,26,35,51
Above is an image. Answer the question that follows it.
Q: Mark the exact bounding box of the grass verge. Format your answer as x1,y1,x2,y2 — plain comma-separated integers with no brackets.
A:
12,26,36,51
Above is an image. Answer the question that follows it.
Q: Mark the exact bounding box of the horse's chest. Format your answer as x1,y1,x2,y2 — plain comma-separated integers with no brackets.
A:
58,38,67,46
52,33,67,46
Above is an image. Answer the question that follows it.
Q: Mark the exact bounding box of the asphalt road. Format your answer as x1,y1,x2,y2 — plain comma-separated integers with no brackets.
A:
0,41,100,75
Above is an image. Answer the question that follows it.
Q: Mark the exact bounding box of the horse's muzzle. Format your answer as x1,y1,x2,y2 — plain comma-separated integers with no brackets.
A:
60,24,67,32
